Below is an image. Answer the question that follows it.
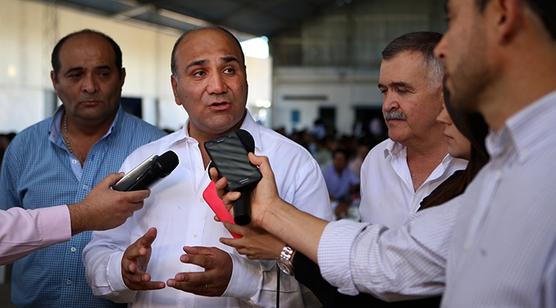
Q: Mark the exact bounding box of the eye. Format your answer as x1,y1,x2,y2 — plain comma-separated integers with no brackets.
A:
378,86,387,95
192,70,206,78
223,67,236,75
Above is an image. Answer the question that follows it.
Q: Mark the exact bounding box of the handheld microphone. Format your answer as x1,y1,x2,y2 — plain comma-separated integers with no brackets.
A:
234,129,256,225
112,150,179,191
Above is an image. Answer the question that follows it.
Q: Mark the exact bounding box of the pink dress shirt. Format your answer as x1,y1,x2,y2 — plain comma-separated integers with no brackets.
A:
0,205,71,265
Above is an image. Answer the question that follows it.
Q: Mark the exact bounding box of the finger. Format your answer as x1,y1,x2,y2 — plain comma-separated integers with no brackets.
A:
124,189,151,202
214,176,229,194
102,172,125,186
139,227,157,246
248,153,274,179
219,237,242,249
209,167,220,182
183,246,215,256
180,252,214,269
221,191,241,207
126,279,166,290
222,222,245,235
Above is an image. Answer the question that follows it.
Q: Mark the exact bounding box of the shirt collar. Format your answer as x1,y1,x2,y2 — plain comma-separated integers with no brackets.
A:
383,139,404,159
174,110,263,151
487,90,556,162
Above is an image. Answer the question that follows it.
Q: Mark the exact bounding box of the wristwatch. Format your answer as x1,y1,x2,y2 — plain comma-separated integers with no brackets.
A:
277,245,296,275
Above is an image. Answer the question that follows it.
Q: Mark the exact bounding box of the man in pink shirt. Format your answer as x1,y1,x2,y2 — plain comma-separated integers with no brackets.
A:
0,173,149,265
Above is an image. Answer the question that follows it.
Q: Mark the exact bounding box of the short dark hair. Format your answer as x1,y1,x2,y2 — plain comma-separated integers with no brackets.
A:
382,32,444,84
51,29,122,75
171,27,245,75
474,0,556,40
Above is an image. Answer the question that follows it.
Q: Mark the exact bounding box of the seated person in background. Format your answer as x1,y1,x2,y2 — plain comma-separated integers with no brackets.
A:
217,96,489,306
322,148,360,219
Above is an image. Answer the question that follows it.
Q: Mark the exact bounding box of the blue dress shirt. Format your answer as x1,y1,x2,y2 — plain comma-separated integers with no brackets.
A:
0,106,165,307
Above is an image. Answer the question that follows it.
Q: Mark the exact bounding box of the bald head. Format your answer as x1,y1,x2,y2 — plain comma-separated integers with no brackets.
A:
171,27,245,76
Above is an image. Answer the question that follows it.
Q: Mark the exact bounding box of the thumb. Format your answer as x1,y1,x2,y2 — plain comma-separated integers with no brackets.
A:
101,172,125,187
248,153,274,179
139,227,158,247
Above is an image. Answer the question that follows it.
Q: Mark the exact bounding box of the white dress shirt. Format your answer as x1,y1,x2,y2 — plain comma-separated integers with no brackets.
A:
359,139,467,228
83,113,332,307
318,198,460,302
0,205,70,265
318,91,556,307
442,91,556,307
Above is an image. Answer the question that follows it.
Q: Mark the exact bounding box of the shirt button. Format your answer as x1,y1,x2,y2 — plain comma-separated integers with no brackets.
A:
82,184,88,190
70,247,77,253
72,159,78,164
66,279,72,285
193,234,198,238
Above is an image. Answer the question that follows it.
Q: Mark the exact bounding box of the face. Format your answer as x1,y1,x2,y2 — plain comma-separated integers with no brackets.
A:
171,29,248,140
436,103,471,159
333,152,348,171
51,34,125,125
378,51,444,145
434,0,491,112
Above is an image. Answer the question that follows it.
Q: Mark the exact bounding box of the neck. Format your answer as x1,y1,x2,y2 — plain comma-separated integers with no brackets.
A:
480,33,556,130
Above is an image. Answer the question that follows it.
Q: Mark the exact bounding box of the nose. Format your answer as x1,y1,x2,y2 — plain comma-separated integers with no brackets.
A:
207,73,226,95
436,105,451,125
382,92,399,114
434,36,446,60
81,73,97,94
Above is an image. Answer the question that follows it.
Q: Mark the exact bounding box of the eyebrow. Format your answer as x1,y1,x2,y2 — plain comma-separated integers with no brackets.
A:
63,65,112,74
185,55,241,71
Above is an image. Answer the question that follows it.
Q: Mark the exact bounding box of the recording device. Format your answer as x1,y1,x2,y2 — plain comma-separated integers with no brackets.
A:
204,129,261,225
202,181,241,238
112,150,179,191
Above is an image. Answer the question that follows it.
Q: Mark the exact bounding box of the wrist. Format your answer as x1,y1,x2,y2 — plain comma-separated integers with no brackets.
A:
68,203,87,235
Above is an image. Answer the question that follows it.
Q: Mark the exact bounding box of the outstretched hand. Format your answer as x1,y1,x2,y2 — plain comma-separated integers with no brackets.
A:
121,227,165,290
167,246,232,296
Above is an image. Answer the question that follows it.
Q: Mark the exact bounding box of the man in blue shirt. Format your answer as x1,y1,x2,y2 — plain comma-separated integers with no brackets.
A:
322,148,360,219
0,29,165,307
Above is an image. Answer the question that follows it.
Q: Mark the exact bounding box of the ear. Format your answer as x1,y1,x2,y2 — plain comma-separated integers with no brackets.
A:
119,67,126,88
171,74,181,106
490,0,523,44
50,70,58,89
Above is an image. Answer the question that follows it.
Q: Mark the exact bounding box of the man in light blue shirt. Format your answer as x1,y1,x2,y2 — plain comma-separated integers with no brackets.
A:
0,29,165,307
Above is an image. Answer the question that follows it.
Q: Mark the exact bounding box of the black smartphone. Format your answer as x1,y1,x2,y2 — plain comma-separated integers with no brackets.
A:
204,131,261,191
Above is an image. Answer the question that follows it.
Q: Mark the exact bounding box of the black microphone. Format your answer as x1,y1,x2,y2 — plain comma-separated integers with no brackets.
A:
112,150,179,191
234,129,256,225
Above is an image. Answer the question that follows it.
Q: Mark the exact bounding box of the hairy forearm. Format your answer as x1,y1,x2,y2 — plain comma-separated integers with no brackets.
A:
260,199,328,263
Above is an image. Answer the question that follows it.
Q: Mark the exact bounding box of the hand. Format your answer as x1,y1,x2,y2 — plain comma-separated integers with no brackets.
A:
210,153,281,227
167,246,232,296
219,222,284,260
70,173,150,234
121,228,165,290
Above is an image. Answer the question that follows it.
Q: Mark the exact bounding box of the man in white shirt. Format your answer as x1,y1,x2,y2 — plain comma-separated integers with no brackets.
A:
83,27,332,307
360,32,466,228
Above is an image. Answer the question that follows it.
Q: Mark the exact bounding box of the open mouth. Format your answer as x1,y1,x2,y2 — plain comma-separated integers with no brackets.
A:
209,101,231,111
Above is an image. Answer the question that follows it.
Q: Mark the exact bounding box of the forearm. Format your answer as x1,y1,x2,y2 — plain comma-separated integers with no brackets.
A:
261,199,327,263
0,206,71,265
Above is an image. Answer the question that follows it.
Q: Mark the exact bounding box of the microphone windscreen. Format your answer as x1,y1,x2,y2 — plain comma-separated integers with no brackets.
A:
155,150,179,176
236,129,255,152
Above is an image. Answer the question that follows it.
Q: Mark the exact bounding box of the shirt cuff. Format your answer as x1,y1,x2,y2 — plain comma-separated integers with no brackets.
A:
222,253,261,300
106,250,137,302
39,205,72,244
318,219,368,295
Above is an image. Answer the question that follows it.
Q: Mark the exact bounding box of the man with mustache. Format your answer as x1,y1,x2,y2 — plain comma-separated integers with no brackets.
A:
0,29,165,307
359,31,466,229
83,27,332,307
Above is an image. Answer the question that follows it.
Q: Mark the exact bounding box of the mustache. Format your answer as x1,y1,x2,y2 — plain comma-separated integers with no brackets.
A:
384,110,407,121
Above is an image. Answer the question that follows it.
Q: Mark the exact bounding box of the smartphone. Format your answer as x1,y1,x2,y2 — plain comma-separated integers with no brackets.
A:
202,182,241,238
204,132,261,191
